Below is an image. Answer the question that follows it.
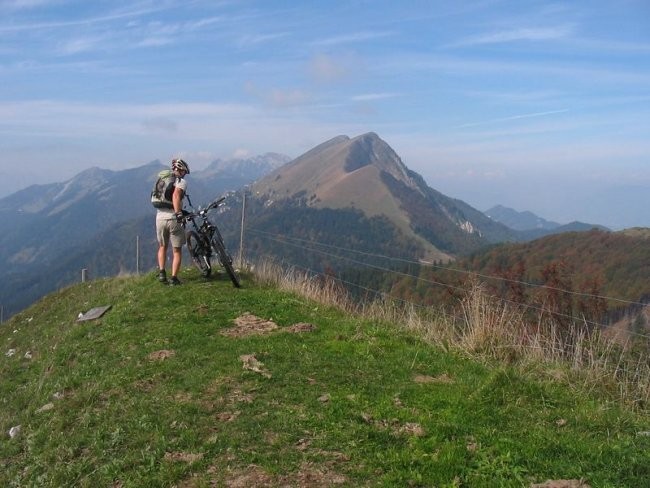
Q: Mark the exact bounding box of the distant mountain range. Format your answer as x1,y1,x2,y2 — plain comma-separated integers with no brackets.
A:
485,205,561,231
485,204,608,239
1,132,645,328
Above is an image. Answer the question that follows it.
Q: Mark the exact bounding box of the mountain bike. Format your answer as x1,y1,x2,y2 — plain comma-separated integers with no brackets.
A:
183,196,241,288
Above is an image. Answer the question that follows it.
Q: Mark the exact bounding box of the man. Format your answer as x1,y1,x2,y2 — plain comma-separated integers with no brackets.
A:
155,158,190,286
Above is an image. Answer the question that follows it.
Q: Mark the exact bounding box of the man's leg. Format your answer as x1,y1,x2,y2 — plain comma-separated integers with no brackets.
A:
171,247,182,277
157,243,169,282
158,244,167,271
169,218,185,284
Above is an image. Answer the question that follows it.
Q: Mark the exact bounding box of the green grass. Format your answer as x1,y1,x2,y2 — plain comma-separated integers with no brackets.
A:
1,268,649,487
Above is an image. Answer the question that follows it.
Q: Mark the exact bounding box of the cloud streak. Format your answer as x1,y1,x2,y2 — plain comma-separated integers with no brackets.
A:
312,30,394,47
351,93,401,101
0,4,168,32
454,109,570,129
451,24,575,47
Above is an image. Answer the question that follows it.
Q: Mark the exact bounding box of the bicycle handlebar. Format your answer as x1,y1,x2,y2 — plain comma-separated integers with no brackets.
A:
184,196,226,219
205,196,226,211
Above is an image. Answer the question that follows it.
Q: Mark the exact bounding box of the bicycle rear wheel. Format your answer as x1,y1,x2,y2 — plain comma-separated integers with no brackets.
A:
186,231,212,278
211,233,240,288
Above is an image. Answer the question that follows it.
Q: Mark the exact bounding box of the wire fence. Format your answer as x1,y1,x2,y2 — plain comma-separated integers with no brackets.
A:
241,229,650,396
244,227,650,344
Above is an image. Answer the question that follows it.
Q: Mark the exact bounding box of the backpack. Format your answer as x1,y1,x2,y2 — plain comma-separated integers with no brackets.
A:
150,170,176,209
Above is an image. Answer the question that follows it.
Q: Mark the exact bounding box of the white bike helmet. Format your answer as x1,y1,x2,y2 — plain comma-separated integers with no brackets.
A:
171,158,190,174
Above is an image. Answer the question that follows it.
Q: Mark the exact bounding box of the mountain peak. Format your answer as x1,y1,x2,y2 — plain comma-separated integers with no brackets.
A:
354,131,380,141
253,132,422,204
344,132,413,184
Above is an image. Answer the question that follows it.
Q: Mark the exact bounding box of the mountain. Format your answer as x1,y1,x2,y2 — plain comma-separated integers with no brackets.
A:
485,204,608,240
485,205,561,231
0,154,288,318
201,153,289,179
251,132,517,262
0,163,160,274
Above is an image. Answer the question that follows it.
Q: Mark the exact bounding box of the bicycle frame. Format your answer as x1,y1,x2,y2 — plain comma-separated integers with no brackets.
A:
184,196,240,287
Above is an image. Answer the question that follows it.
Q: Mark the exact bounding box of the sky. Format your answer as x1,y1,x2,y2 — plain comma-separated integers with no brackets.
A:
2,0,649,229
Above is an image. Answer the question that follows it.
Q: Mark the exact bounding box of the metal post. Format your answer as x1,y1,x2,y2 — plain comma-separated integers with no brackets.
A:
238,192,246,268
81,268,87,283
136,235,140,275
0,305,3,324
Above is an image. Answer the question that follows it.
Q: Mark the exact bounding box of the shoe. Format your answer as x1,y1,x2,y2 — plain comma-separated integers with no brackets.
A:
157,269,167,283
168,276,182,286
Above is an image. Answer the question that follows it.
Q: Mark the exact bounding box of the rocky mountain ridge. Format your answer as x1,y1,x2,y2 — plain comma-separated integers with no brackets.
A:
252,132,517,260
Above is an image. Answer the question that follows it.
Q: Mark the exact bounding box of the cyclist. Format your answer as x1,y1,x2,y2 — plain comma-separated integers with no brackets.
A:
155,158,190,285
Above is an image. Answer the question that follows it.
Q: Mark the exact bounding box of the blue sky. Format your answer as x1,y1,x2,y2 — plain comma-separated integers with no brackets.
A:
2,0,649,229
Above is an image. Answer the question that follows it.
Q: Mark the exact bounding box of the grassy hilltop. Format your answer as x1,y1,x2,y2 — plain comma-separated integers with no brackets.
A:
1,268,649,487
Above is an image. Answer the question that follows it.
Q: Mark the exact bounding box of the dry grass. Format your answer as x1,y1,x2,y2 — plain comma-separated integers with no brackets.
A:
249,259,650,409
250,259,357,313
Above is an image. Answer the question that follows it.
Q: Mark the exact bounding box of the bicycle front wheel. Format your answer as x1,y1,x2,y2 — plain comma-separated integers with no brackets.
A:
186,230,212,278
211,233,241,288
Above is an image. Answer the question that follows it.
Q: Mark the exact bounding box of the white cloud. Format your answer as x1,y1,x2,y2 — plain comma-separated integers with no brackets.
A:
377,52,650,85
237,32,289,48
454,109,570,129
57,36,106,55
186,15,226,30
450,24,575,47
0,0,52,10
138,36,173,47
312,30,393,47
351,93,401,102
0,2,173,32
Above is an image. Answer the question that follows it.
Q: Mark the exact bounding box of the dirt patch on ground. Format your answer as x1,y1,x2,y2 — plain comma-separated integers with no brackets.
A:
240,354,272,378
280,461,348,486
222,314,317,338
147,349,175,361
222,314,279,337
286,322,317,333
413,373,454,384
164,451,204,463
531,481,591,488
216,410,241,422
361,412,426,437
224,464,275,487
223,462,348,487
226,387,255,404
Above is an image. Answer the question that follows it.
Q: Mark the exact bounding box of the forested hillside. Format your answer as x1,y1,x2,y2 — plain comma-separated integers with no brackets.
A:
383,229,650,344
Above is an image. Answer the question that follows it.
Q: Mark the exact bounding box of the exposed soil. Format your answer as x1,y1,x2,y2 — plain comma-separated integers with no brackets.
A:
147,349,175,361
222,314,279,337
221,314,317,338
164,451,204,463
239,353,272,378
413,373,454,384
530,481,591,488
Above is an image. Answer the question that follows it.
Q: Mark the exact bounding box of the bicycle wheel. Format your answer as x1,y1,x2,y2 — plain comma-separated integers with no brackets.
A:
186,231,212,278
211,231,241,288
